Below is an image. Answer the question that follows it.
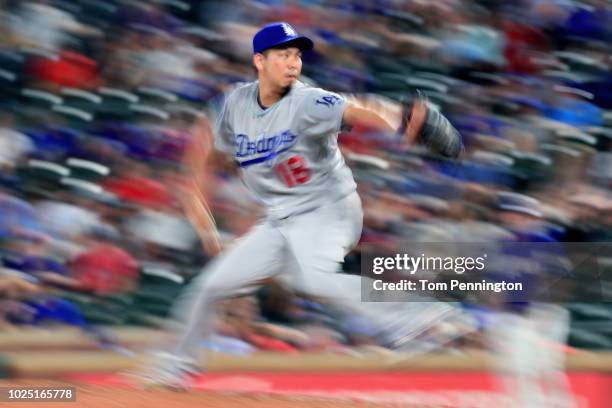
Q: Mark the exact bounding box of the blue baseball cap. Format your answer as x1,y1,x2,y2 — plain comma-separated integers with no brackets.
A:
252,22,314,54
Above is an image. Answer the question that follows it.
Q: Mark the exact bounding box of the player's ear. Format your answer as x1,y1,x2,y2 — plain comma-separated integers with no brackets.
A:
253,53,264,72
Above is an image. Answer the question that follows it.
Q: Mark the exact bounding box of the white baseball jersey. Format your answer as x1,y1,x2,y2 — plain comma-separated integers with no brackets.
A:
212,80,357,219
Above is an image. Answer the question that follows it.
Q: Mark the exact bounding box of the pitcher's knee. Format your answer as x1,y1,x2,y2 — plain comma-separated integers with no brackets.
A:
198,277,232,300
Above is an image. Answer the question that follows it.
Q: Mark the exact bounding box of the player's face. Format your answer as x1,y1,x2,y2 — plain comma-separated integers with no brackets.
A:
259,47,302,89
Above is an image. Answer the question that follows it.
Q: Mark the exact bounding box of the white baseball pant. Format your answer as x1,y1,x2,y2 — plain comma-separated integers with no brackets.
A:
168,191,370,362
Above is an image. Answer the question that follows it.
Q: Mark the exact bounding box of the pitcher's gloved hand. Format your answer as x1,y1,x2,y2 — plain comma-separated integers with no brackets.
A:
399,91,463,159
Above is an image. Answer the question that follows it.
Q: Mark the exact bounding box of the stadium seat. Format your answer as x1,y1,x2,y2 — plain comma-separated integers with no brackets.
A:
15,159,70,196
509,151,553,188
65,157,111,182
60,88,103,113
567,303,612,321
569,327,612,349
135,86,179,108
0,69,19,100
587,126,612,151
96,87,139,120
20,88,62,109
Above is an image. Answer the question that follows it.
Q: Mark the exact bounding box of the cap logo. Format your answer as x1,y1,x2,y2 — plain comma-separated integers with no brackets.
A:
282,23,296,37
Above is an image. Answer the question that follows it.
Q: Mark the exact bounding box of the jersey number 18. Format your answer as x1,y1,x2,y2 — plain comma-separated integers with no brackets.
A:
274,155,312,187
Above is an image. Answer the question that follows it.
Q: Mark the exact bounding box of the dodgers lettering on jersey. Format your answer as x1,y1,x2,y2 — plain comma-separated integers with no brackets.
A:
212,81,357,219
235,130,298,166
315,94,341,108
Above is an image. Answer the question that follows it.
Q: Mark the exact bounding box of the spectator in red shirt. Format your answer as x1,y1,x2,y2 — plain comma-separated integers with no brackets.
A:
69,235,139,295
103,162,174,210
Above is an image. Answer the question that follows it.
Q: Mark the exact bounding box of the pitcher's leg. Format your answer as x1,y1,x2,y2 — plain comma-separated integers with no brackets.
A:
280,192,461,347
279,192,364,310
164,221,285,364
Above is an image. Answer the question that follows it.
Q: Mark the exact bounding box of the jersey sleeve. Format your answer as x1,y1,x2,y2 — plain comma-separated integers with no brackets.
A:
299,88,347,137
206,87,235,155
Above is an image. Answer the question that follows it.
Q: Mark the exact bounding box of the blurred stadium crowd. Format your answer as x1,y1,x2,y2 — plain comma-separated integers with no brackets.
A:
1,0,611,354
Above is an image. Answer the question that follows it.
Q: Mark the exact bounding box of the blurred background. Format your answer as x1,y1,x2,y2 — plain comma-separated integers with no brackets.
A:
0,0,611,364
